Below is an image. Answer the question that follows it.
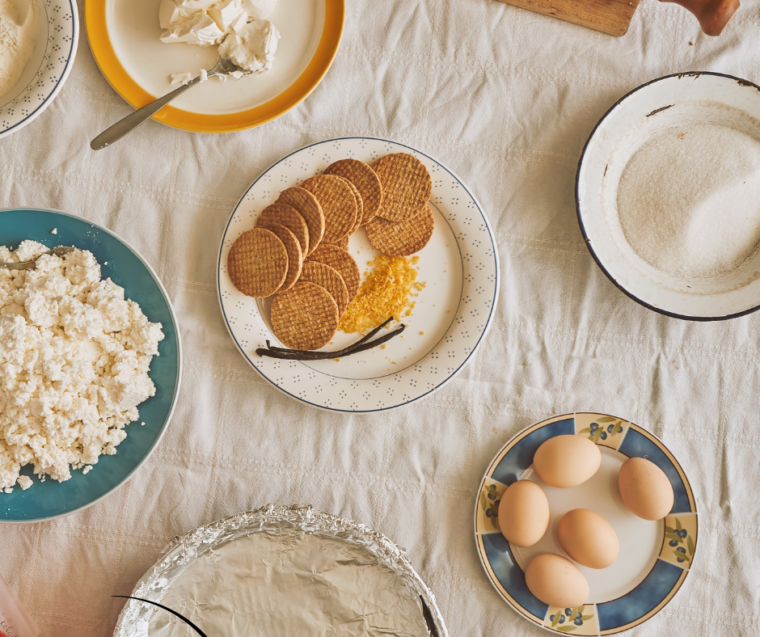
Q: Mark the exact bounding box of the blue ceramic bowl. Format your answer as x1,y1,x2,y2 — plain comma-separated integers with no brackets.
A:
0,208,181,522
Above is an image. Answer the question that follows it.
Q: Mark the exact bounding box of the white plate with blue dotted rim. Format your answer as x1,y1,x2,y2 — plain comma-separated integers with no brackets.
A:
475,413,697,635
0,0,78,139
217,137,499,413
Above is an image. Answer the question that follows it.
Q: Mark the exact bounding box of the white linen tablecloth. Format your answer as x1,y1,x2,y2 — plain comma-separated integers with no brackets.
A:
2,0,760,634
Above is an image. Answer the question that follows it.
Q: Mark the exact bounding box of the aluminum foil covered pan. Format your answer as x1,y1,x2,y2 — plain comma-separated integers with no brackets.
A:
113,504,448,637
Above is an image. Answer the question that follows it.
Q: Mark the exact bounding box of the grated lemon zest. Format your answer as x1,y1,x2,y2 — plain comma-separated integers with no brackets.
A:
339,255,425,334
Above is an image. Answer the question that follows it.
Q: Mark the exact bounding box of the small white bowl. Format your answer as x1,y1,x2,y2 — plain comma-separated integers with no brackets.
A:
577,73,760,321
0,0,78,139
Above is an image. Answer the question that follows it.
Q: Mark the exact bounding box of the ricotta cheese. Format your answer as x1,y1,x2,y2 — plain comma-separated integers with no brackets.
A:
159,0,280,81
0,241,164,492
218,18,278,75
242,0,276,19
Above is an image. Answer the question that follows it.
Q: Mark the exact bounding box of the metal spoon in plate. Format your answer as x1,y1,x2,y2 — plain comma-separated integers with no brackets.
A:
90,56,251,151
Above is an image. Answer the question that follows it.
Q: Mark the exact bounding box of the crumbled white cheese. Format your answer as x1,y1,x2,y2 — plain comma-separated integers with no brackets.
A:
17,475,31,489
170,71,194,86
0,241,164,491
50,228,57,235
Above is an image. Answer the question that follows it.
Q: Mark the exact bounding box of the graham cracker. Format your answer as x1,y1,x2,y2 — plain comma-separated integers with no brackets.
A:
365,203,435,256
372,153,432,223
340,177,364,236
255,203,309,256
277,187,325,256
307,244,361,301
227,228,288,298
271,281,339,350
326,236,350,251
256,222,303,291
324,159,383,225
299,261,349,317
301,175,357,243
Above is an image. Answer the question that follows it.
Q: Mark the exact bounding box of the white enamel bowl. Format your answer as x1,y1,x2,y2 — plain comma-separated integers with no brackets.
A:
576,72,760,320
0,0,78,139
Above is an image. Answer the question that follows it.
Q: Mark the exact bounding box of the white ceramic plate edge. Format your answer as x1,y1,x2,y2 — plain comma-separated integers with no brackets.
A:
0,0,79,140
216,136,500,413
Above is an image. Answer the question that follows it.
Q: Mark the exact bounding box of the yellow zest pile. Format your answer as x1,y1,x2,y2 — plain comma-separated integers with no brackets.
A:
339,255,425,334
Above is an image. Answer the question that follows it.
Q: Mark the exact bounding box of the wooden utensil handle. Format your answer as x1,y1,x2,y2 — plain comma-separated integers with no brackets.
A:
496,0,642,37
659,0,740,35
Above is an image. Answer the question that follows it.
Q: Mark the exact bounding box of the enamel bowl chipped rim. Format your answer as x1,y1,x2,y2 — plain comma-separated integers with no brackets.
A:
475,412,697,635
217,137,499,413
0,208,182,523
0,0,78,139
576,72,760,321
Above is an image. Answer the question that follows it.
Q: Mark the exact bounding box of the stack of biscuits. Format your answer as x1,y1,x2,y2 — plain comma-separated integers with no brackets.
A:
228,153,434,351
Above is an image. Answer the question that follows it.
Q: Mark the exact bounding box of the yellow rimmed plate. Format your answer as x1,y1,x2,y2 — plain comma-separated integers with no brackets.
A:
85,0,344,133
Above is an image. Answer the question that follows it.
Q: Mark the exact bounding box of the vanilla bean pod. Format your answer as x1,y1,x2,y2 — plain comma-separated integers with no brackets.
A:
256,318,404,360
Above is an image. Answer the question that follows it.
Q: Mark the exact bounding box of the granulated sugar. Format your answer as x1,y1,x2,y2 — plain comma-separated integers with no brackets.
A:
616,124,760,278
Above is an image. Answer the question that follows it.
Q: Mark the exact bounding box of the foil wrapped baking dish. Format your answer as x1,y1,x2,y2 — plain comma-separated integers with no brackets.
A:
113,504,447,636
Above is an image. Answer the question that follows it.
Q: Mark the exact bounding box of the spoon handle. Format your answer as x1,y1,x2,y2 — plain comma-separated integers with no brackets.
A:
0,262,35,270
90,76,205,151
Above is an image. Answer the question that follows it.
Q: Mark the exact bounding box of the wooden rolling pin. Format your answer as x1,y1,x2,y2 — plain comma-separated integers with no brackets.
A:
496,0,739,36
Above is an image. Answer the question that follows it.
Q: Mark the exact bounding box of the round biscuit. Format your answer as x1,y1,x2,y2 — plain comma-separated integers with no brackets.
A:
325,235,350,251
271,281,339,350
337,177,364,236
365,204,435,256
277,187,325,255
301,175,357,243
256,222,303,291
227,228,288,298
299,261,349,317
324,158,383,224
372,153,432,223
255,203,310,256
307,244,361,301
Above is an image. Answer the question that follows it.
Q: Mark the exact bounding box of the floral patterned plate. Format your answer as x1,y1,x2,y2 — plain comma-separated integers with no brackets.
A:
0,0,78,139
475,413,697,635
217,137,499,412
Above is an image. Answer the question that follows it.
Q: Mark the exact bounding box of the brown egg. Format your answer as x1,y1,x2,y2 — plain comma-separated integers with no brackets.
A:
498,481,550,547
533,435,601,488
618,457,674,521
525,553,590,608
558,509,619,569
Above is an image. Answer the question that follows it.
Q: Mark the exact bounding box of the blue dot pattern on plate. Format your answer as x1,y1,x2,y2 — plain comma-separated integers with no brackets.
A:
0,0,77,137
0,209,180,522
218,137,500,413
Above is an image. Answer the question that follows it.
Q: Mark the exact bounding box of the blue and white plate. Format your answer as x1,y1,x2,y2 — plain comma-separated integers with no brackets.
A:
217,137,499,413
0,0,78,139
475,413,697,635
0,208,181,522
